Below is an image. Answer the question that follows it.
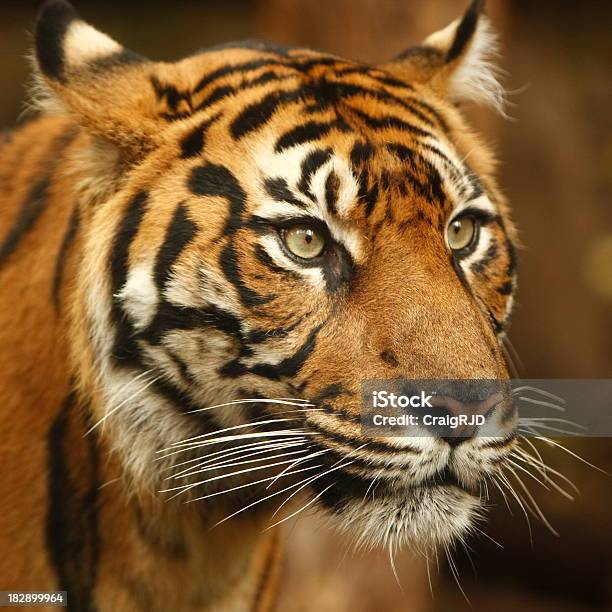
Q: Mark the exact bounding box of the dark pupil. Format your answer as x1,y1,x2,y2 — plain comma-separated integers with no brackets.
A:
304,231,313,244
453,221,461,234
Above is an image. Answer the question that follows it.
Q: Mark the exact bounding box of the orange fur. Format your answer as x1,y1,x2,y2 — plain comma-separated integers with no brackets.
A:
0,1,518,609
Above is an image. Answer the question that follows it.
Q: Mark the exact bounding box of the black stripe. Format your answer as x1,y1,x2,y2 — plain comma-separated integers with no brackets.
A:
231,88,303,140
196,85,234,109
195,72,293,113
220,243,274,307
0,177,50,269
263,177,306,208
153,202,197,291
180,114,219,159
194,59,286,94
471,241,499,275
274,119,346,152
142,301,245,346
362,181,379,217
405,163,445,207
420,143,463,183
146,373,224,433
324,171,340,215
312,383,352,403
350,140,374,167
388,142,463,196
151,76,192,116
386,143,413,163
447,0,483,63
368,73,416,92
297,148,332,200
504,229,518,278
249,324,321,380
245,317,302,344
52,205,80,312
351,108,433,139
321,81,438,130
109,191,148,364
306,416,420,455
35,0,79,82
0,129,76,271
47,392,100,610
188,163,246,236
293,56,349,73
253,244,301,280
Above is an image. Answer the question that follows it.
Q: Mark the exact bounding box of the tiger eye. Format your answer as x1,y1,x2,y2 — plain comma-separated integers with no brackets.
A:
447,216,477,251
283,225,326,259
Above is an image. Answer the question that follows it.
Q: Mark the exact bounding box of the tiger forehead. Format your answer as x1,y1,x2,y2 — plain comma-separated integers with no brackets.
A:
155,46,449,133
167,48,490,226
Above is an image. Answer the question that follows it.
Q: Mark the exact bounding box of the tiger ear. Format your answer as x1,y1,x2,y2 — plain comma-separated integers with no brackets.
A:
33,0,165,158
382,0,504,113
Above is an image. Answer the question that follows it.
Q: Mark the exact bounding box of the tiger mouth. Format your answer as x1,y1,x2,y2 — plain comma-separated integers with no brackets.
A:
413,466,479,496
313,461,481,513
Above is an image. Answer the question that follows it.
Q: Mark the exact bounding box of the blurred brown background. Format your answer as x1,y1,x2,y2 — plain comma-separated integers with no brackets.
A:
1,1,610,610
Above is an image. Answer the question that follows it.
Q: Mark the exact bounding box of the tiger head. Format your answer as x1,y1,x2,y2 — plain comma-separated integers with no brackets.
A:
34,0,518,552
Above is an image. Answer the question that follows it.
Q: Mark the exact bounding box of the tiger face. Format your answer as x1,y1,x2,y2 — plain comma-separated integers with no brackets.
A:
36,0,518,552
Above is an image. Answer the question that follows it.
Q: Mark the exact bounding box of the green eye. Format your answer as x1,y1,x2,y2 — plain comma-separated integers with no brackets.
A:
447,215,477,251
282,224,326,259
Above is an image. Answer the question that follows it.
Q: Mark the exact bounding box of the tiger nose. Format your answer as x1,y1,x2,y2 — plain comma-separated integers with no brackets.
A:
412,386,507,447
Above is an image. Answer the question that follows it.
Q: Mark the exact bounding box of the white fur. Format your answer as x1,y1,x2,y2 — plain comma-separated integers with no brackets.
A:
117,263,158,330
331,483,481,553
63,20,122,68
426,16,505,114
253,143,364,270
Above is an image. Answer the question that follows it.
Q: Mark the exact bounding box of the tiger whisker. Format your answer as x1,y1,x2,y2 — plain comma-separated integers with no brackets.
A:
362,468,384,504
502,335,524,371
211,464,328,527
160,454,321,496
512,385,565,404
488,473,512,513
156,430,316,459
388,542,405,594
270,443,368,520
445,543,470,605
186,397,315,414
511,451,575,500
505,465,558,536
518,422,580,437
513,445,580,494
532,435,607,473
264,483,336,531
168,447,310,481
471,525,504,549
165,440,307,476
494,471,533,545
168,418,304,447
266,447,329,490
86,372,163,435
518,436,546,470
515,394,565,413
519,417,585,429
504,457,551,491
500,338,519,378
188,464,322,504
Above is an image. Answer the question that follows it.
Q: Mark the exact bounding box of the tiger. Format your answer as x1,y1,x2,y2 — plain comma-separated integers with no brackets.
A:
0,0,519,609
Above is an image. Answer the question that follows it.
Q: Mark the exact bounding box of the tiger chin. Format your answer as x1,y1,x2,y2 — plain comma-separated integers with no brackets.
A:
0,0,519,609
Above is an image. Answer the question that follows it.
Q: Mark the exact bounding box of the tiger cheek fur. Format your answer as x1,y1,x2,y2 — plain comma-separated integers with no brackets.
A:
0,0,519,608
